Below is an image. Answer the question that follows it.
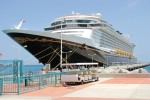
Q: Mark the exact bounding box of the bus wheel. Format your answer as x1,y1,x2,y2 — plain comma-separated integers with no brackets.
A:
81,80,84,85
95,77,99,81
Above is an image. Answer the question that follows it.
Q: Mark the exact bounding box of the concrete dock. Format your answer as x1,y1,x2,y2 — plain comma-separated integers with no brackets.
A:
108,63,150,71
1,77,150,100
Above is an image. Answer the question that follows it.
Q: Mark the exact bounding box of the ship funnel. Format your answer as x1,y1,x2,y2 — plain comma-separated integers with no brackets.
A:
14,19,26,29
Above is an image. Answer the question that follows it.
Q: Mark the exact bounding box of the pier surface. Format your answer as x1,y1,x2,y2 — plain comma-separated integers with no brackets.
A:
1,77,150,100
108,63,150,71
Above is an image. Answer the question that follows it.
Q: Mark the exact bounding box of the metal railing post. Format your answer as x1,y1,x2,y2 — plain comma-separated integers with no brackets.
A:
0,78,3,95
17,77,20,95
39,74,41,89
50,75,52,85
55,74,57,85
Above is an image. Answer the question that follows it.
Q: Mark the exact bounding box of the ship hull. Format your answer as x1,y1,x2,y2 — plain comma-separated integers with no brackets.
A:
3,29,137,69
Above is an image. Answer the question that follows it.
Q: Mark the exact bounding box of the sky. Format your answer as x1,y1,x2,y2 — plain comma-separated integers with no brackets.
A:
0,0,150,65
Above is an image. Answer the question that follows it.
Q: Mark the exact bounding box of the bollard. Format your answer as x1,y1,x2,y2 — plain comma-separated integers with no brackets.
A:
25,78,28,87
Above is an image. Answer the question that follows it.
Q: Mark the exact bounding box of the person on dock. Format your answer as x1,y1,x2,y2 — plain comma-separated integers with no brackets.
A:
40,68,46,74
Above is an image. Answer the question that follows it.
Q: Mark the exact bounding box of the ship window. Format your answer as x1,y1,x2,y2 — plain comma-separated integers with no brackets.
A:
75,20,91,23
85,20,91,23
66,20,73,23
62,25,67,28
77,24,87,27
56,21,61,25
51,21,61,26
76,20,84,23
44,27,55,31
55,25,61,29
54,25,66,29
90,24,101,27
51,22,56,26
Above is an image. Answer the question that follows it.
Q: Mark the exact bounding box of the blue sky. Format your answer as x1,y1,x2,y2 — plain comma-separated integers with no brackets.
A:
0,0,150,64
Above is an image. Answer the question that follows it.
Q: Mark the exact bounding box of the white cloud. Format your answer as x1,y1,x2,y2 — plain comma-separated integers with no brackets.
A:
127,0,138,8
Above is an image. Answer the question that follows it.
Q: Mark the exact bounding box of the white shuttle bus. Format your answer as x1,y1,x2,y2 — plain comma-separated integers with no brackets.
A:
61,63,100,85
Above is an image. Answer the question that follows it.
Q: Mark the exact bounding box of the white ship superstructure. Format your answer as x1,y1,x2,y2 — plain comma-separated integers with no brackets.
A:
45,13,135,57
3,13,137,68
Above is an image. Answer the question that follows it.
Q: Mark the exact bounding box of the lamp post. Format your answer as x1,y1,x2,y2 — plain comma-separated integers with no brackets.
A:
60,19,65,71
88,54,96,67
63,51,72,63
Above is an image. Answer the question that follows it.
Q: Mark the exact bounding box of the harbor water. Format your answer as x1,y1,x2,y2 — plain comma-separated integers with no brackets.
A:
0,65,44,76
144,65,150,73
23,65,44,73
24,64,150,73
0,64,150,76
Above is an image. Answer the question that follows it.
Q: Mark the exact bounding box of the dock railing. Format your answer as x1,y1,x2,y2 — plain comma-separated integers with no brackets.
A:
0,78,2,95
0,72,62,95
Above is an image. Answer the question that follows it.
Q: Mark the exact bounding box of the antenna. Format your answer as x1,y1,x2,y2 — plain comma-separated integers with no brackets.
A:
14,19,26,29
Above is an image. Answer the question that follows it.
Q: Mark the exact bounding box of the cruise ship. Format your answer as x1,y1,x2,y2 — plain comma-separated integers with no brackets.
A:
3,13,137,69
